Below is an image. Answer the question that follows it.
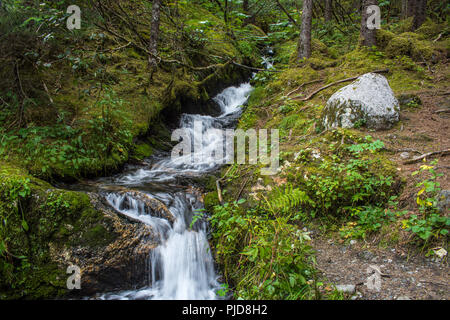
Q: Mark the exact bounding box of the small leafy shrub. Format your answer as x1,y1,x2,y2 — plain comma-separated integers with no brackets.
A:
210,193,316,300
296,137,395,217
339,197,407,239
402,163,450,242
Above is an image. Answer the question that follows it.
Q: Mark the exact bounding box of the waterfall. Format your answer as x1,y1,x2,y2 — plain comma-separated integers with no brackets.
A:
98,82,253,300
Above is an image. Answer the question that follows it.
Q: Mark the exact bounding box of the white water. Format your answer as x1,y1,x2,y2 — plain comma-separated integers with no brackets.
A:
98,82,253,300
112,83,253,184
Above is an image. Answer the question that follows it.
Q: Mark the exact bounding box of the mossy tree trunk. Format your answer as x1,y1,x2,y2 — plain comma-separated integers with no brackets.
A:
149,0,161,81
297,0,312,60
360,0,377,48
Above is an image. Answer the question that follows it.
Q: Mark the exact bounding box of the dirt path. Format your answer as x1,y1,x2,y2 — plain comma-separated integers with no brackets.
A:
314,81,449,300
313,237,449,300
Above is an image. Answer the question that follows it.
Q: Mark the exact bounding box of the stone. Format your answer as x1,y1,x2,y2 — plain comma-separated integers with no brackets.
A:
335,284,356,294
397,295,411,300
400,152,410,160
434,248,447,259
49,193,160,296
321,73,399,130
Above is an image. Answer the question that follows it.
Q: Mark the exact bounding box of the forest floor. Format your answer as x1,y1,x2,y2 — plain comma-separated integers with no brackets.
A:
312,72,450,300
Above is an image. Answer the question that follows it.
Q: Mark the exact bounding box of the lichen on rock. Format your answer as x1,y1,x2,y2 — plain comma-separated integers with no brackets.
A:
321,73,400,130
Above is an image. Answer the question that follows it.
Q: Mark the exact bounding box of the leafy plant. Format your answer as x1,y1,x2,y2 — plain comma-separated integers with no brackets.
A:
402,162,450,242
209,197,316,300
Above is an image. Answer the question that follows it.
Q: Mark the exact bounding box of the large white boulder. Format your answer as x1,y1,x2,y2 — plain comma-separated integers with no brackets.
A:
321,73,399,130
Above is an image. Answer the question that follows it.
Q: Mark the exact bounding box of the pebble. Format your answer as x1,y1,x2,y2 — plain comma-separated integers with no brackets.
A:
397,296,411,300
350,240,357,245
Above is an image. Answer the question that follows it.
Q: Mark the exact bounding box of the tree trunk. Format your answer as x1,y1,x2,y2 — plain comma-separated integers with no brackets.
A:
297,0,312,60
413,0,426,29
325,0,332,22
224,0,229,25
360,0,377,47
149,0,161,80
406,0,416,17
243,0,249,14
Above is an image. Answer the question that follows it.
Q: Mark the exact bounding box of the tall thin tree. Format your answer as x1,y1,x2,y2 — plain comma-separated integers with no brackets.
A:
298,0,313,60
149,0,161,81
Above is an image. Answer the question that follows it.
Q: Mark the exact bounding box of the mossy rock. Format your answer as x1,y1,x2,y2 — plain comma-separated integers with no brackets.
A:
0,161,157,299
311,38,329,55
385,35,414,58
376,29,396,49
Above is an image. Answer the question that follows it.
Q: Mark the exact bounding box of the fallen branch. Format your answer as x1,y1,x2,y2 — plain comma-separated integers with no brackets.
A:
286,78,325,97
293,69,390,101
434,109,450,114
403,149,450,164
385,148,423,155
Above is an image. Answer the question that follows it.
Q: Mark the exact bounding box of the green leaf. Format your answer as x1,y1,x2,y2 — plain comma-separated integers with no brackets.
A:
21,220,29,231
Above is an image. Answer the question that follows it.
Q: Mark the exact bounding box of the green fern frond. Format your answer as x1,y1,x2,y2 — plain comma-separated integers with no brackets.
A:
267,184,312,214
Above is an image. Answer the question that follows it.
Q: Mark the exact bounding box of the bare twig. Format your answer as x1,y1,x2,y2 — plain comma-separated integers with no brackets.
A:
433,33,442,42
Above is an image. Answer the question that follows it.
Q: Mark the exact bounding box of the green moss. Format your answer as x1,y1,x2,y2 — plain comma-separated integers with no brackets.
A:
0,161,109,299
416,19,447,38
204,191,219,212
386,35,414,57
308,57,337,70
131,142,153,161
80,224,114,248
391,17,413,34
376,29,396,49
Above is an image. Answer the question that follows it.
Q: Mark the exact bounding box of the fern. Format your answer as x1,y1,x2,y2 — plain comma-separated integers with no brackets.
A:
266,184,312,214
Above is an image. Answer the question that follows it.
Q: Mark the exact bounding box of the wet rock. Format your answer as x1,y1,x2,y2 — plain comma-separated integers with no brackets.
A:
115,190,175,223
335,284,356,294
321,73,399,130
49,193,159,296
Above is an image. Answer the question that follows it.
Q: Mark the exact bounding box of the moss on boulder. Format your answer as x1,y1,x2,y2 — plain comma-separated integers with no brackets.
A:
0,161,157,299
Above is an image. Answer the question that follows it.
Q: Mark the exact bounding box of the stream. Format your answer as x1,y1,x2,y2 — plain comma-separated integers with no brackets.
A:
90,83,253,300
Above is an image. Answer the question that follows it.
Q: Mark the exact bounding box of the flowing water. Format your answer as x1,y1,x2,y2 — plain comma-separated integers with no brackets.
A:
96,83,253,300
